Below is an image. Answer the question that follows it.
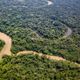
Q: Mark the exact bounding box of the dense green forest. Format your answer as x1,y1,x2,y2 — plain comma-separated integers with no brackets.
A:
0,0,80,63
0,55,80,80
0,40,5,51
0,0,80,79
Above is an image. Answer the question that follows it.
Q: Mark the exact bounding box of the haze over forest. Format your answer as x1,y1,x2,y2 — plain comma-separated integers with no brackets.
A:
0,0,80,80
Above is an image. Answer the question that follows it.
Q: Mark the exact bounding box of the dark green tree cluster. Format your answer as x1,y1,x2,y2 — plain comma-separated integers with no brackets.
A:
0,40,5,51
0,55,80,80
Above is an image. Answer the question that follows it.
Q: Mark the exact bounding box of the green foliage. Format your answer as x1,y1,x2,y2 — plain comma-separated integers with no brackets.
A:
0,40,5,51
0,55,80,80
0,0,80,63
0,0,80,79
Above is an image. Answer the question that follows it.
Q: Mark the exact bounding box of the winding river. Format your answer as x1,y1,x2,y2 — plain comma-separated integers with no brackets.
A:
0,26,72,60
0,0,80,67
0,0,72,60
0,30,80,67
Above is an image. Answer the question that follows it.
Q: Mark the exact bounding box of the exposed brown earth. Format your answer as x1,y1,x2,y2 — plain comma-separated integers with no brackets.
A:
17,51,66,61
0,32,12,58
